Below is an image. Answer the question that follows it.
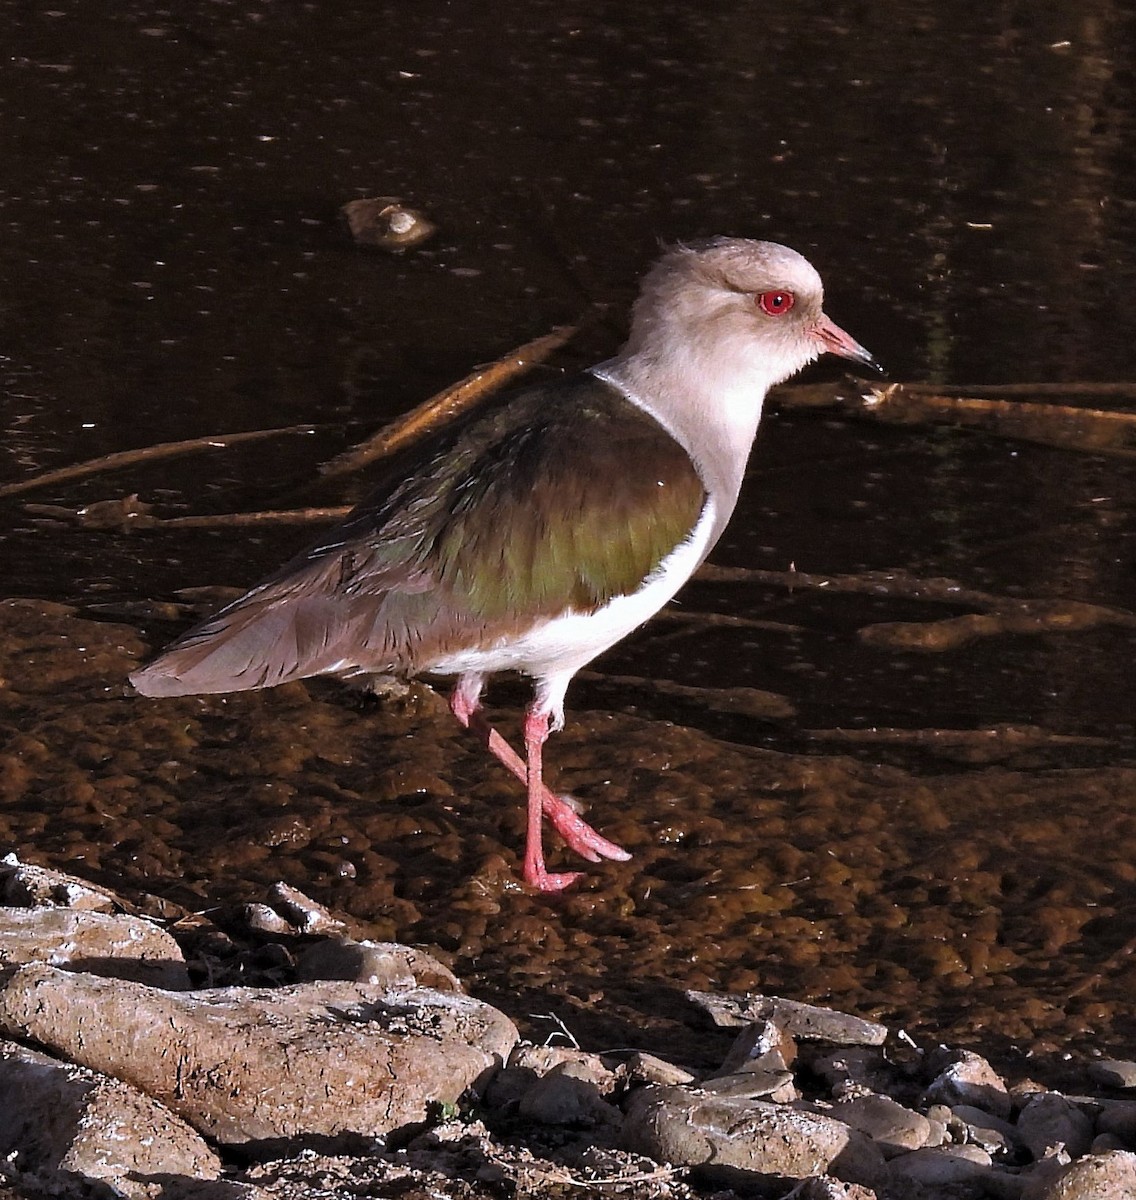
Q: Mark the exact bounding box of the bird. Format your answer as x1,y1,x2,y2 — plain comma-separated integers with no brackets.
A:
130,237,880,892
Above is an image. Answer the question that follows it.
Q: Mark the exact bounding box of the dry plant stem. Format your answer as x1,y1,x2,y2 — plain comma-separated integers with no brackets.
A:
0,425,319,499
318,323,581,480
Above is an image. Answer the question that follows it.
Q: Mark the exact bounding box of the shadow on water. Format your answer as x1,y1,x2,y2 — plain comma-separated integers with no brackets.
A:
3,0,1136,1064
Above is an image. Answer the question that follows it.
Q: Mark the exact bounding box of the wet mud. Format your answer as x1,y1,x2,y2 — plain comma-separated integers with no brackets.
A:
4,597,1136,1072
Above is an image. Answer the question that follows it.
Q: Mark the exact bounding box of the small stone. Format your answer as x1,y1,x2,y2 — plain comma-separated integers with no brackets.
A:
924,1049,1011,1120
1021,1150,1136,1200
950,1103,1021,1154
811,1046,891,1097
266,881,346,935
341,197,436,251
888,1143,994,1187
833,1094,933,1156
625,1052,696,1088
510,1044,616,1092
1088,1059,1136,1090
1096,1098,1136,1141
1092,1132,1130,1153
0,853,121,912
791,1177,879,1199
295,938,460,991
686,989,887,1045
517,1065,621,1128
1017,1092,1094,1161
0,1038,220,1196
717,1018,796,1073
0,906,190,988
623,1087,886,1189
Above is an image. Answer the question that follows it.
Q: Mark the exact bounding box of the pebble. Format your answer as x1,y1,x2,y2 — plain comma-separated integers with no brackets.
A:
1017,1092,1094,1160
1087,1058,1136,1089
924,1048,1012,1120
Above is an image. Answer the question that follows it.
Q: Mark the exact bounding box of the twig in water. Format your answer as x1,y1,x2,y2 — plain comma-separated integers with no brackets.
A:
0,425,319,499
318,323,582,480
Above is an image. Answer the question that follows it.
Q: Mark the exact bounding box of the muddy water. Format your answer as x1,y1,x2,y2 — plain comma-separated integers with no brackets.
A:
3,1,1136,1067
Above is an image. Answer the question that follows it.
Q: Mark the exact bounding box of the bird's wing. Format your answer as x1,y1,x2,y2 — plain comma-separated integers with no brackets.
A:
130,376,707,696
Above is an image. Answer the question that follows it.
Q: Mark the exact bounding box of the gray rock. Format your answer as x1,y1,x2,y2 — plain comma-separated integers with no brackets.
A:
0,853,122,912
791,1178,880,1199
888,1143,994,1188
517,1065,622,1128
924,1049,1012,1120
1017,1093,1094,1160
510,1044,617,1092
686,989,888,1045
0,962,517,1143
1096,1098,1136,1141
623,1087,886,1188
0,905,190,988
0,1038,220,1197
832,1093,933,1156
624,1052,696,1088
1091,1133,1130,1153
295,938,461,991
950,1103,1021,1154
811,1046,891,1097
1087,1059,1136,1090
1021,1150,1136,1200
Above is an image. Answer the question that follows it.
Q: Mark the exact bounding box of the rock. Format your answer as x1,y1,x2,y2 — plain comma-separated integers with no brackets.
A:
924,1049,1012,1120
686,989,888,1045
1095,1098,1136,1141
0,852,122,912
950,1102,1021,1154
510,1044,616,1091
263,881,346,935
700,1017,798,1100
790,1179,880,1200
341,197,436,251
1087,1059,1136,1090
810,1046,892,1097
517,1064,622,1128
0,905,190,988
1017,1092,1094,1160
623,1086,886,1189
0,962,517,1144
887,1143,994,1188
716,1017,797,1072
295,937,461,991
1021,1150,1136,1200
1091,1132,1130,1153
624,1051,696,1087
0,1038,220,1197
832,1093,933,1156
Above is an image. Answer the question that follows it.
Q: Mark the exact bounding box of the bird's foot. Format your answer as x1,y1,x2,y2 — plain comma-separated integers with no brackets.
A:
524,864,587,893
542,793,632,864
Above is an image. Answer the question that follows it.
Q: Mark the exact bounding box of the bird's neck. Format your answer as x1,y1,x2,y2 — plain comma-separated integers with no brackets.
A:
591,334,779,515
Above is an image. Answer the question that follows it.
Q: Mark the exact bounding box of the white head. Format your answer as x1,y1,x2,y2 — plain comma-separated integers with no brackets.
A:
623,237,878,392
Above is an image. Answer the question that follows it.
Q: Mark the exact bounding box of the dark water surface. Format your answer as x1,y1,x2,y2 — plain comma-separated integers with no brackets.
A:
4,1,1136,1067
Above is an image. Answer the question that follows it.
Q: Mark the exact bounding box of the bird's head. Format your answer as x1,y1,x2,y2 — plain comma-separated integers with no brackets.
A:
623,237,880,393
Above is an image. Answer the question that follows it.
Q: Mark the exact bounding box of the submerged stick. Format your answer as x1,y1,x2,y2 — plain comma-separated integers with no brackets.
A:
0,424,319,500
317,323,581,480
773,379,1136,457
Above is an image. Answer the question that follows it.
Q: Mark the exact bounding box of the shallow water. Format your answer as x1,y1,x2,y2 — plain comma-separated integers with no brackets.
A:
3,0,1136,1066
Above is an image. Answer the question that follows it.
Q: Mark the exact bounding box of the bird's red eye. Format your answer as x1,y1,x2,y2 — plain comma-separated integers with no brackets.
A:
757,290,795,317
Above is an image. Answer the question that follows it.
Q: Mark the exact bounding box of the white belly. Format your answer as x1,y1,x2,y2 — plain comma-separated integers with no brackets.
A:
428,499,719,683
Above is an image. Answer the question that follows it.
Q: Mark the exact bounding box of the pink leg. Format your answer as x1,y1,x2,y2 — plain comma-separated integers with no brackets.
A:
521,707,584,891
448,685,631,883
